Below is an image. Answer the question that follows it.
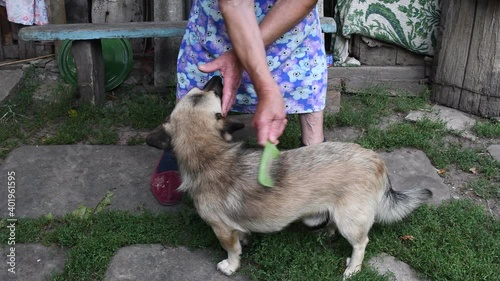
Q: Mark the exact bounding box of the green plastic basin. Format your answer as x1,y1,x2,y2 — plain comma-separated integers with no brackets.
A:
58,39,133,92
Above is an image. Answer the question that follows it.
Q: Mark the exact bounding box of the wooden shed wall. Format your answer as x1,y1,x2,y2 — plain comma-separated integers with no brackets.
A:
432,0,500,117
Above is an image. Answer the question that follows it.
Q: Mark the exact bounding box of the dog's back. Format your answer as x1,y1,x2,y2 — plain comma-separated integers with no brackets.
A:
189,142,430,233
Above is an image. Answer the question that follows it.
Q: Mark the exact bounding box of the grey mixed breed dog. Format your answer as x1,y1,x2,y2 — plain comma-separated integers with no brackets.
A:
146,76,432,279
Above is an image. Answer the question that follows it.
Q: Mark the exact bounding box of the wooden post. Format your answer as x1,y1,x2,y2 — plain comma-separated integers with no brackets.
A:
0,33,3,61
0,15,3,61
0,6,9,61
154,0,185,88
71,40,105,105
65,0,106,105
47,0,67,57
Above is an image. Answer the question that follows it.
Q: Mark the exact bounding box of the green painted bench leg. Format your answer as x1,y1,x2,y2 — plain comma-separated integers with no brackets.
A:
70,40,105,105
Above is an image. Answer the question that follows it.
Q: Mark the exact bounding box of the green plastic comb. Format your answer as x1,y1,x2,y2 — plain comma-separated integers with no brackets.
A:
258,141,280,188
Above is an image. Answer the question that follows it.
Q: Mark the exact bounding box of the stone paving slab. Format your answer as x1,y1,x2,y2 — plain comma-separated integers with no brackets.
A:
487,145,500,162
104,245,248,281
0,244,66,281
380,148,451,205
0,70,23,104
406,105,477,139
0,145,173,218
368,253,428,281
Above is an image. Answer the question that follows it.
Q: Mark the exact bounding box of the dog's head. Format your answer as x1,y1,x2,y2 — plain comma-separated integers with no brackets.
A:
146,76,245,150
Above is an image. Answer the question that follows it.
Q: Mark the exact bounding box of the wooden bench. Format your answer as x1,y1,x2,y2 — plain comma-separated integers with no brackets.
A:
19,19,336,106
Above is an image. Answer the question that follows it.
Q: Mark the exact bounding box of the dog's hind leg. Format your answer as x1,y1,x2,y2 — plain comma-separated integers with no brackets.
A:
342,235,369,280
212,224,242,275
334,209,373,280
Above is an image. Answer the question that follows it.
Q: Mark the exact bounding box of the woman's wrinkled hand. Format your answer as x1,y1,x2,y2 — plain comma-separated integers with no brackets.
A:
198,49,243,115
252,83,287,146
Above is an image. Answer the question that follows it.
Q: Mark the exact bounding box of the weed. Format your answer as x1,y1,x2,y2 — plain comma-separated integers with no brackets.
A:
473,120,500,138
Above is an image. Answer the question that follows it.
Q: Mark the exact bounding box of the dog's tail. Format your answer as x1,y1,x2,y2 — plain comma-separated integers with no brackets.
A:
376,180,432,224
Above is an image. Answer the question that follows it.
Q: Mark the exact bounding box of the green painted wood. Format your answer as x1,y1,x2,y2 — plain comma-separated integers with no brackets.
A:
19,21,188,41
19,18,335,41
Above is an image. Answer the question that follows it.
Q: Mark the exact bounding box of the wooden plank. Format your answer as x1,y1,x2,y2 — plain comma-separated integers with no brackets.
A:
461,0,500,117
18,17,335,42
70,40,105,105
396,48,426,66
154,0,185,88
478,95,500,117
18,21,188,41
0,6,13,45
2,45,19,59
47,0,67,57
0,6,7,61
327,66,428,96
92,0,144,53
0,17,3,61
431,0,476,108
18,38,37,59
11,24,37,59
458,90,482,114
352,36,397,66
64,0,90,24
34,42,55,57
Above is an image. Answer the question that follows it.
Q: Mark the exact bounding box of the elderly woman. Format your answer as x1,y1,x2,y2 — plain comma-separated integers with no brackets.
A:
151,0,328,205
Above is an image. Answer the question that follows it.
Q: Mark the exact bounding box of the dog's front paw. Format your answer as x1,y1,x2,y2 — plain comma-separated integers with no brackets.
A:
217,259,238,275
343,262,361,280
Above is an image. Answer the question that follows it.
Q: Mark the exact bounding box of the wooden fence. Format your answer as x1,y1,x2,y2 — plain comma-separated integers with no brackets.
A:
432,0,500,117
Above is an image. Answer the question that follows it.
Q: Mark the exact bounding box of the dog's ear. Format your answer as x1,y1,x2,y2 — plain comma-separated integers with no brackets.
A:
203,76,223,98
223,118,245,134
217,114,245,141
146,123,172,150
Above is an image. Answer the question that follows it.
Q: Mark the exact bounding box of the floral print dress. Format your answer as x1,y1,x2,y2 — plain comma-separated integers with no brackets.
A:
177,0,327,114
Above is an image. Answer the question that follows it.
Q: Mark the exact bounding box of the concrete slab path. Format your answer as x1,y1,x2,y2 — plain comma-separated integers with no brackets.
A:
0,70,23,104
0,145,172,218
104,245,248,281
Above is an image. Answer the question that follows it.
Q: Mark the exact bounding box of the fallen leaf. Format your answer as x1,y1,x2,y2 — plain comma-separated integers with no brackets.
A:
437,169,446,175
68,109,78,118
400,235,415,241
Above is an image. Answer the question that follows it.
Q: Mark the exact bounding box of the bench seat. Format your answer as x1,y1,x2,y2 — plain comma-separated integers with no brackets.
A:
19,19,336,41
19,21,188,41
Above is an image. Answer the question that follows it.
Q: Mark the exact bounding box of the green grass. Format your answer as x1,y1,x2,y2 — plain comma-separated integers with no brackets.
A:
0,68,176,158
331,89,431,129
0,200,498,281
327,91,499,200
473,120,500,138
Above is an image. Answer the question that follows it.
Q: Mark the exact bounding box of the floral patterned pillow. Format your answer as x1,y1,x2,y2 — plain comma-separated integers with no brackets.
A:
336,0,441,56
